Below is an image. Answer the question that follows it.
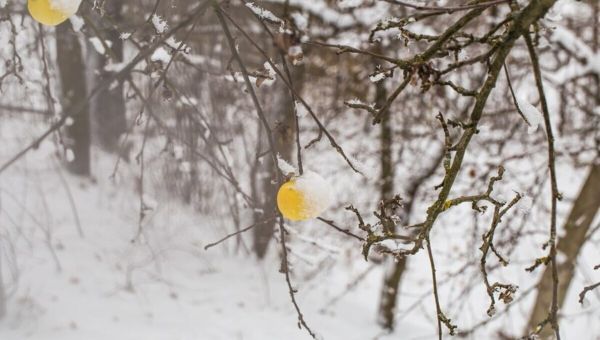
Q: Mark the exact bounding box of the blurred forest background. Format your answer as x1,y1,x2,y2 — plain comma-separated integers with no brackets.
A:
0,0,599,339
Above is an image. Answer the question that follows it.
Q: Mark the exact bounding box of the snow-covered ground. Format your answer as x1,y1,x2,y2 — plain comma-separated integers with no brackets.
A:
0,121,598,340
0,124,434,340
0,159,433,340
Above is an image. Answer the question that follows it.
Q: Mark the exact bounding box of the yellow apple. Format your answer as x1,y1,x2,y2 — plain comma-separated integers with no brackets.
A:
28,0,81,26
276,172,333,221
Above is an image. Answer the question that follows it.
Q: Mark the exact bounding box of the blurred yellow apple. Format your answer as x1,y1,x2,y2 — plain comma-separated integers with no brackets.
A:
28,0,81,26
277,180,310,221
276,172,333,221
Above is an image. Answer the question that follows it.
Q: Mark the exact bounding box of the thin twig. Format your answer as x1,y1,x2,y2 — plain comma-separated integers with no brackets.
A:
426,236,456,338
204,216,276,250
214,3,279,182
579,282,600,304
278,218,318,339
381,0,509,13
219,8,364,175
317,217,365,241
503,62,531,125
525,33,561,340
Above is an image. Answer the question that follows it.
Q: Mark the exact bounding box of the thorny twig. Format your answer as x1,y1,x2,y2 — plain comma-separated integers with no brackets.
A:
346,198,416,261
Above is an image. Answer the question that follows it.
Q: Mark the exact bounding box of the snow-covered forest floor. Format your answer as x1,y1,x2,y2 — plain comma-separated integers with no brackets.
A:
0,140,426,340
0,117,598,340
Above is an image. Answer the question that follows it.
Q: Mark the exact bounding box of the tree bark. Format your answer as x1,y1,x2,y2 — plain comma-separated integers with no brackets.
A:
87,0,127,152
526,165,600,337
56,21,91,176
253,63,305,259
377,130,444,328
378,244,408,330
374,68,405,329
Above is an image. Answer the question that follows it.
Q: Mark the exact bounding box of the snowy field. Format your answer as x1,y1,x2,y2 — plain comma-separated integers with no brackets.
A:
0,149,428,340
0,119,598,340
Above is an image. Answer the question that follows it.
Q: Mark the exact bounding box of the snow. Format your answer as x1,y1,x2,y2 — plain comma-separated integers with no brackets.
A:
369,71,386,83
293,171,333,218
49,0,82,15
262,61,277,86
88,37,112,55
65,148,75,162
151,15,168,34
0,152,427,340
69,15,84,32
150,47,171,64
119,32,132,41
277,155,297,175
346,98,373,107
516,95,542,134
265,0,356,28
291,12,308,31
288,45,303,61
0,99,597,340
546,24,600,83
338,0,364,9
245,2,282,23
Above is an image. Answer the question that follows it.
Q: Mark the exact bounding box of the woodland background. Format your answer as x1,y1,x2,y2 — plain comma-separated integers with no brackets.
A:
0,0,599,339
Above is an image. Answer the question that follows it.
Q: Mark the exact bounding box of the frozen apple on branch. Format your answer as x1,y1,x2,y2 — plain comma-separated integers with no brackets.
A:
28,0,82,26
276,171,333,221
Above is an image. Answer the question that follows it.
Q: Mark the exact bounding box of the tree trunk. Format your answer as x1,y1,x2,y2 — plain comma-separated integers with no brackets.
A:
56,21,91,176
376,98,444,328
378,248,408,329
526,165,600,337
87,0,127,152
373,67,402,328
253,63,305,259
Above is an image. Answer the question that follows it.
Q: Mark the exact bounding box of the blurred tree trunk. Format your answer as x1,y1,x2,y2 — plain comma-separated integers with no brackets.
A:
528,8,600,334
56,21,90,176
87,0,127,152
526,165,600,337
253,63,305,259
375,72,443,326
374,72,406,329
